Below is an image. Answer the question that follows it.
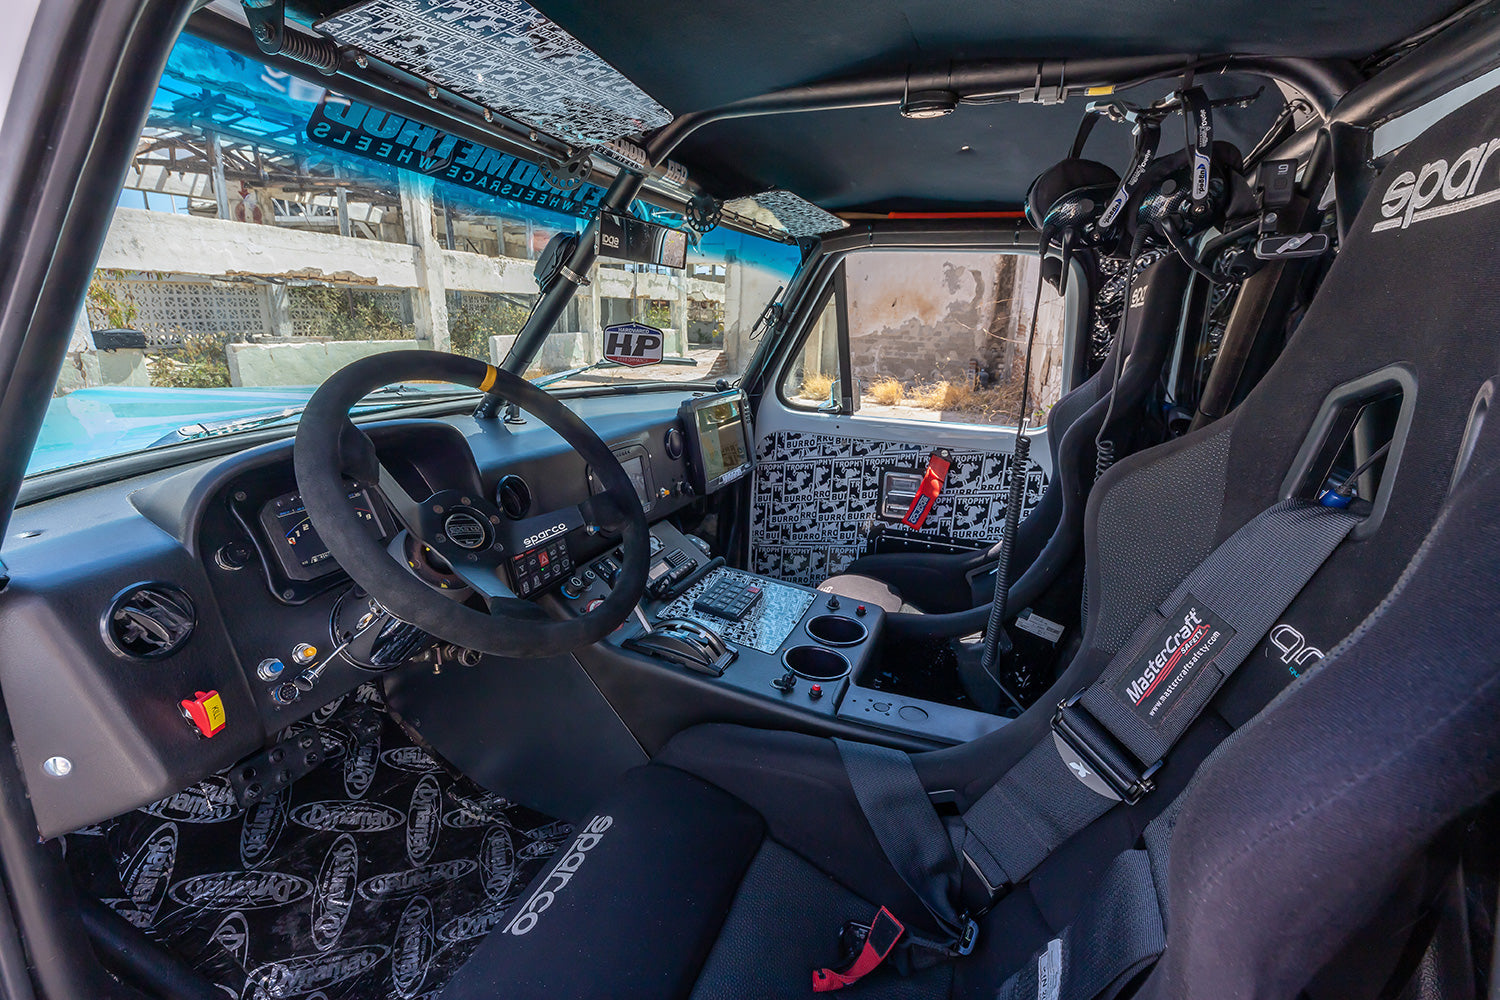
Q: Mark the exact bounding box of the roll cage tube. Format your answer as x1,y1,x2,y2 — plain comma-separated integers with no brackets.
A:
472,167,647,419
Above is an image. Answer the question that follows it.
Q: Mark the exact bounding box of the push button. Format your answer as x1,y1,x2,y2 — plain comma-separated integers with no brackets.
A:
180,690,226,737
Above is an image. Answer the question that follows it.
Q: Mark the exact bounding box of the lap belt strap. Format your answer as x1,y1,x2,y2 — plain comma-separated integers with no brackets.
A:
836,739,978,945
993,849,1165,1000
840,500,1357,941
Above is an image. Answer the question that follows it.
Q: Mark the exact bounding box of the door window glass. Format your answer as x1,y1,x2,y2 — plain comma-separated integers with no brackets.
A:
782,249,1068,427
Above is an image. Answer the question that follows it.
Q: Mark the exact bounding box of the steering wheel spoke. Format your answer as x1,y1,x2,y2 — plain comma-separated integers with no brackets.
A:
374,461,430,539
494,502,592,554
446,557,520,605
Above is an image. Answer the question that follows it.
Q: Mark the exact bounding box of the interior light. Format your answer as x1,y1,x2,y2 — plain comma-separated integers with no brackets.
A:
900,89,958,119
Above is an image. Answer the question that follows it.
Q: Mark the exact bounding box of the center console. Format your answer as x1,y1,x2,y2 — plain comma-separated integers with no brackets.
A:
560,521,1008,746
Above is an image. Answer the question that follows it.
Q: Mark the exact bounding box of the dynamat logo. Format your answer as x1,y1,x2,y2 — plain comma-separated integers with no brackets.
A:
245,945,388,999
480,826,516,900
1373,137,1500,232
291,801,404,834
405,776,442,866
523,523,568,549
343,732,381,799
505,815,613,937
1124,606,1217,709
380,747,442,774
440,793,514,829
311,725,353,762
169,871,313,910
120,823,179,926
309,695,346,725
391,895,434,999
517,839,561,863
239,790,290,867
439,905,507,944
311,835,359,951
358,859,477,901
143,776,239,824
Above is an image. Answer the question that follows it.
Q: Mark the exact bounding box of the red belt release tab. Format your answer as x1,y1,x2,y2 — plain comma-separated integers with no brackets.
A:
901,450,952,530
812,906,905,992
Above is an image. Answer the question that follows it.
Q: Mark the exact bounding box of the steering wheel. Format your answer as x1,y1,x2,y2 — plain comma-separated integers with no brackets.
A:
293,351,650,658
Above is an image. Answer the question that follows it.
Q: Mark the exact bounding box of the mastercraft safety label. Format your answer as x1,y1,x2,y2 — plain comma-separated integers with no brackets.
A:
1117,594,1234,724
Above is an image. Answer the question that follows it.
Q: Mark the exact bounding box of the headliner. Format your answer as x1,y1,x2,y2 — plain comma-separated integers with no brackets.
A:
292,0,1469,213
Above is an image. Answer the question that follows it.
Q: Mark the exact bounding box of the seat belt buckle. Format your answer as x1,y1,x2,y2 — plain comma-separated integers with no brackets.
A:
814,907,905,992
1050,693,1162,805
956,916,980,956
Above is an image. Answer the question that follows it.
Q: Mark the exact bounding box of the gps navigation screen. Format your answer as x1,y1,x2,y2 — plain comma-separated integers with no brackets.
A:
695,397,748,483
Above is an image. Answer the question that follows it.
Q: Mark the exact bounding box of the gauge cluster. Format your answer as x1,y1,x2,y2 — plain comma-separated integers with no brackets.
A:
255,487,390,581
227,479,393,604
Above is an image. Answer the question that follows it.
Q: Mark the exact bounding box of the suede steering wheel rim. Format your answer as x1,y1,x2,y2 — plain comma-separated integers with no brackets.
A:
293,350,650,658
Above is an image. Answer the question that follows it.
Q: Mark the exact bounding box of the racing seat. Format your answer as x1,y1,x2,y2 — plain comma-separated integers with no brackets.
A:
440,92,1500,1000
817,254,1189,619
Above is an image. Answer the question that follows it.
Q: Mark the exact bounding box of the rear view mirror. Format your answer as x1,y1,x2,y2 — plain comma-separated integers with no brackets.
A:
595,211,687,269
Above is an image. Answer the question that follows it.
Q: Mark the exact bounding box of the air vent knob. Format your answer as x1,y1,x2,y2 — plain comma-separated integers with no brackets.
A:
103,584,196,659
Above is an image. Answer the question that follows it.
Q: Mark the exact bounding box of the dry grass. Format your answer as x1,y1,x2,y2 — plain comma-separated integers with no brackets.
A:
867,376,906,406
799,370,834,401
907,378,1026,419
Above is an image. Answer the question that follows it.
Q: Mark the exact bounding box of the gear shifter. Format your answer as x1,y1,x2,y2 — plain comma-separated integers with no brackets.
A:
624,616,737,676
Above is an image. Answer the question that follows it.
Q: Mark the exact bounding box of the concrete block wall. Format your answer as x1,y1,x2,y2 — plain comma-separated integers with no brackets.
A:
69,201,735,392
226,339,419,387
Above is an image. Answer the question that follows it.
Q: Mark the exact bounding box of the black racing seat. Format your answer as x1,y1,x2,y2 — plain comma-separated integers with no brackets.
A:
817,254,1189,619
440,91,1500,1000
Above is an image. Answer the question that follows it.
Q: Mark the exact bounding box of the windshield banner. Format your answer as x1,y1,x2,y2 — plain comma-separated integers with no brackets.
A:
307,93,605,219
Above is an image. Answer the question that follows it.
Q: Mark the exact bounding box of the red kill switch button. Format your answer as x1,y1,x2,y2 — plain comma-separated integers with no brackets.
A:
809,684,823,701
180,690,226,738
856,605,867,616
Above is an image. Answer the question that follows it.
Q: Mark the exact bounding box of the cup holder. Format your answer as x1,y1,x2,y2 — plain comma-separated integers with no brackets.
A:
783,645,850,681
805,614,868,647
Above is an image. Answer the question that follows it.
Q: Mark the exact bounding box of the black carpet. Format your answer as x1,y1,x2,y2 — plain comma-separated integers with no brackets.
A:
64,681,569,1000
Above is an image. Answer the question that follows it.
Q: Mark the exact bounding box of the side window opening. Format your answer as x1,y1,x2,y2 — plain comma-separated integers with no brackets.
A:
783,292,841,409
779,249,1068,427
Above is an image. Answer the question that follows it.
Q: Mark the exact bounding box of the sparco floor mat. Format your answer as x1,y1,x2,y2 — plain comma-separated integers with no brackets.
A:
64,681,570,1000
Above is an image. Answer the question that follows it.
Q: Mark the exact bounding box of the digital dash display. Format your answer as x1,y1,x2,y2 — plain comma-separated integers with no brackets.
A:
257,488,387,582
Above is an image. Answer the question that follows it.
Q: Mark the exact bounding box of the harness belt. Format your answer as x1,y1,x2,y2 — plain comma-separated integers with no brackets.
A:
832,499,1358,982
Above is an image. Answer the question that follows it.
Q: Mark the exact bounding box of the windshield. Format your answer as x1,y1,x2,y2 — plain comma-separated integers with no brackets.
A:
33,33,801,477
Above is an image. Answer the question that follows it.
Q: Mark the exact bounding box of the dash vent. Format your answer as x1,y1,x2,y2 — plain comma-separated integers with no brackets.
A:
496,475,533,520
103,583,196,659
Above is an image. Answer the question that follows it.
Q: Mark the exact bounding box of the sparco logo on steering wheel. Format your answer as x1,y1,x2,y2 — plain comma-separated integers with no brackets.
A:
442,511,489,550
523,523,567,548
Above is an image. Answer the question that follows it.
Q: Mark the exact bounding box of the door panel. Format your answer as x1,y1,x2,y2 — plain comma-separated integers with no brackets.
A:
748,246,1074,587
748,414,1050,586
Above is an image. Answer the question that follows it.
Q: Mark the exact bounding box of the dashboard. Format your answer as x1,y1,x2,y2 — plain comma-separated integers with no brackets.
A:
0,388,741,837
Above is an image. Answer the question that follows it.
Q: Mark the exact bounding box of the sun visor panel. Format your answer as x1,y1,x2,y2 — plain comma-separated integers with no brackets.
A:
723,190,849,238
316,0,672,145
